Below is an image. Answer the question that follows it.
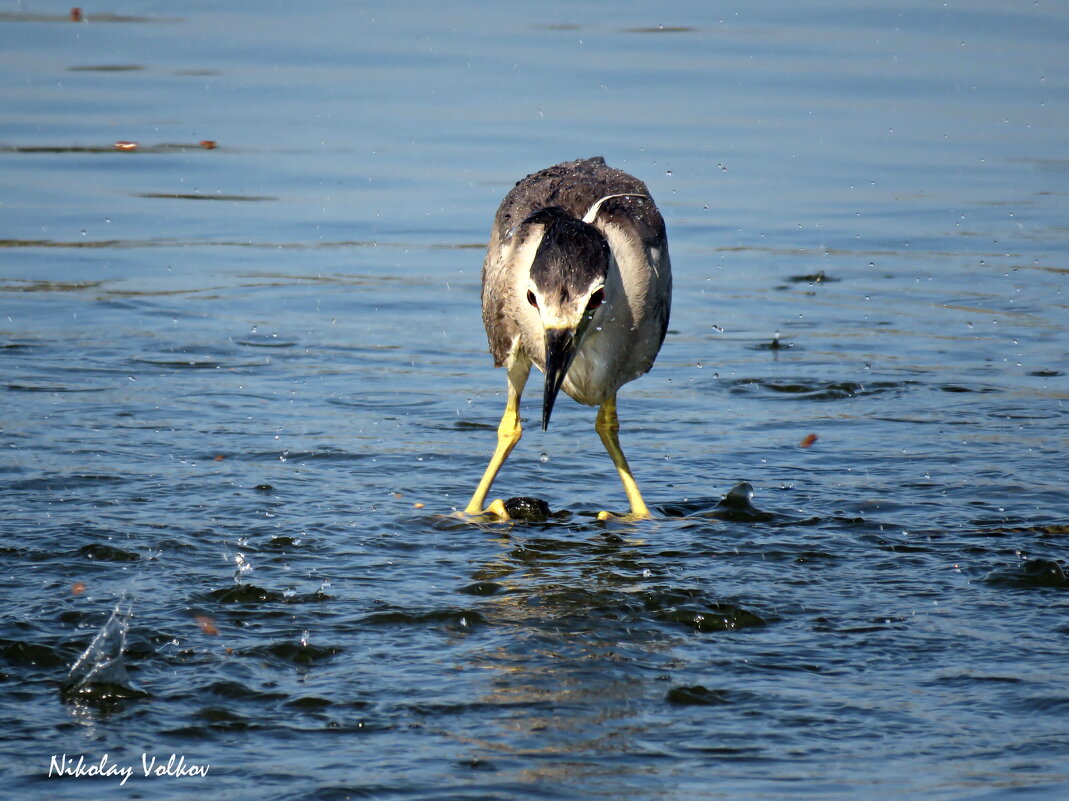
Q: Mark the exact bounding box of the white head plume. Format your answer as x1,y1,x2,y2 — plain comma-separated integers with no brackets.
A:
581,193,650,224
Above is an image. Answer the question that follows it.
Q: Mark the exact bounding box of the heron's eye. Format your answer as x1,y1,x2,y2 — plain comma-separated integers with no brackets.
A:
585,288,604,312
527,290,538,308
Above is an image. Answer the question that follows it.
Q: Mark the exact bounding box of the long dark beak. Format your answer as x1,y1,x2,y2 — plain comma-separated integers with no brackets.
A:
542,327,576,431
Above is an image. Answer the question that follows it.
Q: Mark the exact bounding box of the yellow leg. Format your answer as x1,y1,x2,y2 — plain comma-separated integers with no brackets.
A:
594,396,652,520
464,360,530,518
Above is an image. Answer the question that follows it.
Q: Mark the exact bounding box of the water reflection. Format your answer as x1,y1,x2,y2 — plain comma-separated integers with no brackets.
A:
436,522,775,792
457,532,677,787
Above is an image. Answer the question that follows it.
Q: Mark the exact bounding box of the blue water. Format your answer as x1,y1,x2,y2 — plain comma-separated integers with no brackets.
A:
2,2,1068,799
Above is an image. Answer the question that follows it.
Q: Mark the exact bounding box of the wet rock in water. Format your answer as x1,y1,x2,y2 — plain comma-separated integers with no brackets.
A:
656,481,777,521
261,640,344,666
77,543,141,562
1020,558,1067,587
666,685,729,705
61,680,148,707
360,608,490,629
459,581,504,596
206,583,287,604
721,482,755,506
503,496,551,522
2,639,70,668
987,558,1067,589
711,482,775,522
655,604,767,632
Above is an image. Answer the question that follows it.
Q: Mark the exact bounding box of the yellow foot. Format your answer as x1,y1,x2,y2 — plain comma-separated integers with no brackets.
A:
596,509,653,522
485,498,510,520
458,498,511,521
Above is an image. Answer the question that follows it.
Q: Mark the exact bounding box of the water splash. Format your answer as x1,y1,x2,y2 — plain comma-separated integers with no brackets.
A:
61,600,147,709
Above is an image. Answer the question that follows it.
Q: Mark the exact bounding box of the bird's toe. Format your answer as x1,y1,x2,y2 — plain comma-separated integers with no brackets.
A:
596,509,653,522
484,498,511,520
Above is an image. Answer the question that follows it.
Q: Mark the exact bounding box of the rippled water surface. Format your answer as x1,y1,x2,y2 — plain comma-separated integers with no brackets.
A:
2,2,1068,799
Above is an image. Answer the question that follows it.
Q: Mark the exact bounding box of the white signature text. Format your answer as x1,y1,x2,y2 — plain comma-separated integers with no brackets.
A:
48,753,210,786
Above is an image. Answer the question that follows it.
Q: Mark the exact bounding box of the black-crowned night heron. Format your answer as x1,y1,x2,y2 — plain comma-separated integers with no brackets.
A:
464,157,671,520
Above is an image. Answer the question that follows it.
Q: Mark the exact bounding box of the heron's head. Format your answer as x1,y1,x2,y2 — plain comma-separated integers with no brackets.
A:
522,207,610,431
